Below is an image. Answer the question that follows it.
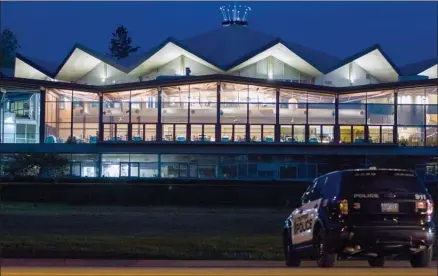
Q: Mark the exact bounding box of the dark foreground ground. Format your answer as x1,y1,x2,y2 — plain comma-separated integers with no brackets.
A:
0,203,436,260
0,203,287,259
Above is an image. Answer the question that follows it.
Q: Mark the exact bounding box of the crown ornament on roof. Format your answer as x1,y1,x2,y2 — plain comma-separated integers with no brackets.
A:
220,4,251,26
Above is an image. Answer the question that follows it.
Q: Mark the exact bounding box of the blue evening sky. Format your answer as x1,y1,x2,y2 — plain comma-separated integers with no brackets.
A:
1,1,437,67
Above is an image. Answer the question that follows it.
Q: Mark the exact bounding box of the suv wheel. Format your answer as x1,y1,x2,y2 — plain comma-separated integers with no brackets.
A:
410,246,433,268
368,255,385,267
314,230,337,267
284,244,301,267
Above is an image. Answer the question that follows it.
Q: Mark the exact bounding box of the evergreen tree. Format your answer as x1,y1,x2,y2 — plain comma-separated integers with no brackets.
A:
108,25,140,60
0,29,20,68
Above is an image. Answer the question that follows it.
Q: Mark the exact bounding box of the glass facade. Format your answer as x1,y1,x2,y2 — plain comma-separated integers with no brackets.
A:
0,79,437,183
0,91,40,143
0,81,435,147
0,152,434,183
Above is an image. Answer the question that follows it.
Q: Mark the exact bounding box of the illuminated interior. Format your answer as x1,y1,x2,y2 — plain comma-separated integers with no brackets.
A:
7,82,431,147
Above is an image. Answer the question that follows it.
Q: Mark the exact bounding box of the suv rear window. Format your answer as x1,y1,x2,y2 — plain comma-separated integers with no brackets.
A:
341,170,426,193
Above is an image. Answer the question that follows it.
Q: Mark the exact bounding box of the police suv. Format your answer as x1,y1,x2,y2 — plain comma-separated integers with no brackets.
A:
283,168,436,268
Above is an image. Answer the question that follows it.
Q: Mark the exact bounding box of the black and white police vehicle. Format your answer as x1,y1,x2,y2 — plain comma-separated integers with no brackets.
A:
283,168,436,268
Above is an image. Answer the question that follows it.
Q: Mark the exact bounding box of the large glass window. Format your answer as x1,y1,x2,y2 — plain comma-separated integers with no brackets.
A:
248,85,276,124
103,124,128,141
45,89,73,143
130,89,158,123
398,126,424,146
129,154,159,178
398,105,425,125
131,124,157,141
4,90,40,143
279,89,306,124
161,155,217,179
103,92,130,124
72,91,100,143
280,125,305,143
220,82,248,124
426,86,438,127
339,92,366,125
191,124,215,142
368,126,394,144
340,125,365,144
101,154,130,177
367,90,395,125
162,124,187,142
70,154,99,177
188,82,217,124
426,126,438,147
308,125,334,143
307,92,335,124
220,124,246,142
397,88,426,125
161,85,189,123
249,125,275,142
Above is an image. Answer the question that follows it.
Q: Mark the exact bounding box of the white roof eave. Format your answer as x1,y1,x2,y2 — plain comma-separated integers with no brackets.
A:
55,48,103,82
352,49,399,82
14,57,49,80
128,42,223,77
226,42,324,77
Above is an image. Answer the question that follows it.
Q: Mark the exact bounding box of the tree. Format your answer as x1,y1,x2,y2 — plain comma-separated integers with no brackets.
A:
4,153,69,178
108,25,140,60
0,29,20,68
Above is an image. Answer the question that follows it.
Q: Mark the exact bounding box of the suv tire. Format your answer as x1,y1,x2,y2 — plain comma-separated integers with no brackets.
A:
368,255,385,267
410,246,433,268
284,244,301,267
314,230,337,267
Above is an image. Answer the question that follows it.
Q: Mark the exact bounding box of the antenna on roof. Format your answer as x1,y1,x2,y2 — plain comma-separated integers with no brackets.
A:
220,4,251,27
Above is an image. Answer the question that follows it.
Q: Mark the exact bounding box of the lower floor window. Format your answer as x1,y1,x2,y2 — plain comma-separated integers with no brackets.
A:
190,124,216,142
250,125,275,142
221,124,246,142
162,124,187,142
40,123,437,146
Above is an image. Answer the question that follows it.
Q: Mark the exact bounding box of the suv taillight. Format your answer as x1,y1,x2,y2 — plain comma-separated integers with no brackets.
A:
339,199,349,215
427,199,434,217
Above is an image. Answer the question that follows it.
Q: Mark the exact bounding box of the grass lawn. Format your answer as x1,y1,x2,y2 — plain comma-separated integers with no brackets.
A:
0,203,287,259
0,235,282,260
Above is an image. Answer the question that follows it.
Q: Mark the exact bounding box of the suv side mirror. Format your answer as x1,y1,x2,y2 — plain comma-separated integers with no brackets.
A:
300,192,310,205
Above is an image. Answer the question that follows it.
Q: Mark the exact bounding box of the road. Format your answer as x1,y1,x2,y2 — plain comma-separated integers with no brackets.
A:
1,261,437,276
1,267,436,276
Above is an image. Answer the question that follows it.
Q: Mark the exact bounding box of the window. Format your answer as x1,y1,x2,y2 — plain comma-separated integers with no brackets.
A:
342,171,425,193
301,181,314,205
310,177,325,201
323,173,340,199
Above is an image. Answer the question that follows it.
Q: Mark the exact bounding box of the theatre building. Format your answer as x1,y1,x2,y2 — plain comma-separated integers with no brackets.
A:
1,6,437,183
